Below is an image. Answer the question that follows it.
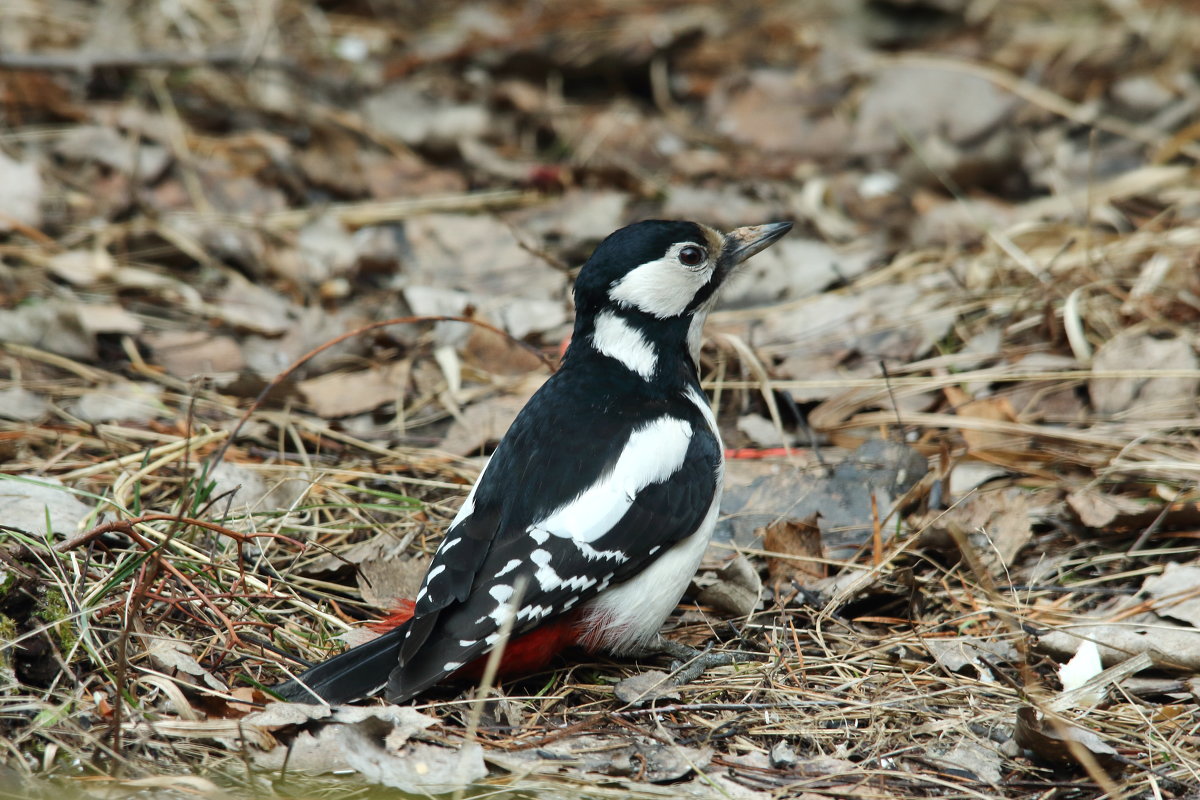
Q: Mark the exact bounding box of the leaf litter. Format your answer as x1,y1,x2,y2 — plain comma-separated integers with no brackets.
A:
2,1,1200,799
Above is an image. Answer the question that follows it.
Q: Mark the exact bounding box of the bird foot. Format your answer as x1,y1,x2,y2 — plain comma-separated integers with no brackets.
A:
639,636,749,685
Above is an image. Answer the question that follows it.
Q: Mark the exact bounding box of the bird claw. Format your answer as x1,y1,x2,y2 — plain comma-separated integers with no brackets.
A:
670,649,745,685
647,636,752,686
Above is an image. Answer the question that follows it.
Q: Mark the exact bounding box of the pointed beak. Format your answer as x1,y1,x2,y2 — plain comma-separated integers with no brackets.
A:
724,221,793,265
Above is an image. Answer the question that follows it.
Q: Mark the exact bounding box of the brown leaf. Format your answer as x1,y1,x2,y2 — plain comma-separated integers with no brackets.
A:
706,70,850,158
361,149,467,199
922,487,1032,571
145,639,227,692
854,64,1017,153
143,330,245,378
47,249,117,286
78,304,143,336
354,544,431,610
0,386,48,422
1090,331,1200,419
404,214,558,299
694,553,762,616
613,671,681,706
463,326,546,376
1141,563,1200,628
944,385,1027,454
299,363,407,419
1014,706,1121,770
1066,487,1150,529
1037,624,1200,671
0,150,43,232
439,380,543,456
761,514,825,587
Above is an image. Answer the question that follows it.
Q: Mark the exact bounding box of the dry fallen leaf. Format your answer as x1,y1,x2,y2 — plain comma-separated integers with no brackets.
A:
352,539,432,610
720,440,927,558
70,381,165,423
0,387,49,422
78,303,143,336
925,637,1018,681
924,741,1003,785
0,299,96,359
694,552,763,616
1014,706,1121,770
250,704,442,782
440,380,543,456
347,735,487,795
1038,623,1200,670
47,249,117,286
206,462,311,516
1089,330,1199,420
854,64,1017,153
706,69,850,158
497,734,711,784
927,486,1033,571
463,326,546,376
944,385,1029,455
1140,563,1200,628
405,213,555,298
613,670,682,706
145,639,228,693
299,363,407,418
143,330,246,378
761,514,826,587
0,150,43,231
3,476,94,538
1066,487,1151,529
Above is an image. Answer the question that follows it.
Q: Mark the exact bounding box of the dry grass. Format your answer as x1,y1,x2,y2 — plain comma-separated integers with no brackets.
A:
6,240,1200,798
3,0,1200,798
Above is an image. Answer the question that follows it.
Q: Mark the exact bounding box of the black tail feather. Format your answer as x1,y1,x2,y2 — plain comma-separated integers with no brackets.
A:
273,626,405,705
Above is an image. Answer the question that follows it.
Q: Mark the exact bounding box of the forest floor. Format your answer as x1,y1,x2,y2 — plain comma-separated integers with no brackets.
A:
2,1,1200,798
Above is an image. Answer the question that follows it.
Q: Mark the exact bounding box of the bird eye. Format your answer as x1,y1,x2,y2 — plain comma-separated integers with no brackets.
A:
678,245,706,267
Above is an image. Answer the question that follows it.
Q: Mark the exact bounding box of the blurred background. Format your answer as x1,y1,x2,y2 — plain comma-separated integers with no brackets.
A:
2,1,1200,797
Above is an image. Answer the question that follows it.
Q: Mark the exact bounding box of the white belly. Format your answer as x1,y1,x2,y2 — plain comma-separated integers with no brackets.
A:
577,485,722,655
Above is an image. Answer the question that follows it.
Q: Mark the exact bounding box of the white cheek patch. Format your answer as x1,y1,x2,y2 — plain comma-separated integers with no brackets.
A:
609,256,712,318
527,415,693,546
591,311,657,378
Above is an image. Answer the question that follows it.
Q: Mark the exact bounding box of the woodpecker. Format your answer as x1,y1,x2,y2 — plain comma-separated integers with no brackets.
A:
276,219,792,704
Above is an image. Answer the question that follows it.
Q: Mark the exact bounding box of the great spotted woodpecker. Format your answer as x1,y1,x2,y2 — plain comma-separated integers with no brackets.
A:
277,219,792,704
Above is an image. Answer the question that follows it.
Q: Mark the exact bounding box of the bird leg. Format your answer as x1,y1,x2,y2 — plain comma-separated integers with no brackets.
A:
634,636,750,685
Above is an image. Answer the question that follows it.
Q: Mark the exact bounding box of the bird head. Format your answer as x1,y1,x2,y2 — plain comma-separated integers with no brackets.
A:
574,220,792,319
570,219,792,373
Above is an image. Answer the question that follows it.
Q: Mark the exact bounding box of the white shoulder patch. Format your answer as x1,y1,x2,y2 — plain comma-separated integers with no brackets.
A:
591,311,657,378
528,415,694,547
